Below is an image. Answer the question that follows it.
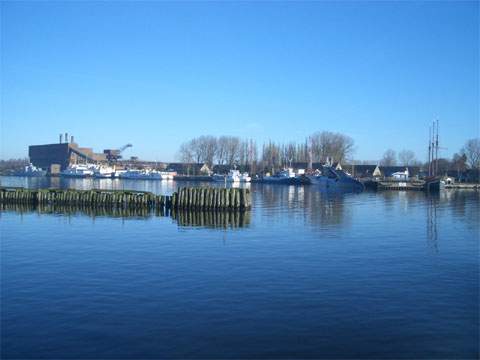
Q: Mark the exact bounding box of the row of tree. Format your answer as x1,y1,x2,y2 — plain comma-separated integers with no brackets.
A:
0,158,29,174
178,134,480,175
177,132,356,172
379,138,480,171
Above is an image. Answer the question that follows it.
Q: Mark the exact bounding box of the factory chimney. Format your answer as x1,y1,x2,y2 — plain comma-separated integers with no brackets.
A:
59,134,63,143
70,135,74,144
65,133,68,143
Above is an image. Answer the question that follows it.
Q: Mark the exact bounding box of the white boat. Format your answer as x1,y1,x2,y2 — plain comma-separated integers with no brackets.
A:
392,168,409,180
93,165,116,178
307,166,364,191
261,168,296,183
15,163,46,177
213,169,251,183
119,169,142,179
118,169,162,180
114,169,127,178
240,172,251,183
159,171,176,180
147,170,162,180
60,164,95,178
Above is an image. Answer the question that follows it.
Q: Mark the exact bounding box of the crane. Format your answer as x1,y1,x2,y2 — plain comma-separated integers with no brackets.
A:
103,144,133,163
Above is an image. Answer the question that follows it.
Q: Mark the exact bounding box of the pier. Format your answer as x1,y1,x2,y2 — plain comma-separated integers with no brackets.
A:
444,183,479,190
0,187,251,211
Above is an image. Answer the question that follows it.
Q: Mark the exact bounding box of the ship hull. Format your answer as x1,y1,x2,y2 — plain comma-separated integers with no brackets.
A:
307,175,364,192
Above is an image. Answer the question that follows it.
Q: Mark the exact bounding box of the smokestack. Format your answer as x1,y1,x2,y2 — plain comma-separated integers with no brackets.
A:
60,134,63,143
71,135,74,144
65,133,68,143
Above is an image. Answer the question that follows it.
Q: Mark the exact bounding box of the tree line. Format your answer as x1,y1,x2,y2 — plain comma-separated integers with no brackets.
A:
178,134,480,175
177,131,355,172
379,138,480,173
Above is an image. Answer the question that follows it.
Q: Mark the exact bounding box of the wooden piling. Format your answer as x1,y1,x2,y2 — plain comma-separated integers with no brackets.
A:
0,186,251,212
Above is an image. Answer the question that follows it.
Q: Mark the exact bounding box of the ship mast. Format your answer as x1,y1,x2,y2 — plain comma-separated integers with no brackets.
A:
428,127,432,176
435,120,439,177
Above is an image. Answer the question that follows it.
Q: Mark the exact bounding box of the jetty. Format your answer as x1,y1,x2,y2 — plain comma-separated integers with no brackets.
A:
444,183,479,190
362,178,440,192
0,186,251,211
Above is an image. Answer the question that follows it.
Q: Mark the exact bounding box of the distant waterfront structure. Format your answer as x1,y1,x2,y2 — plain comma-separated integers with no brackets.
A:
28,134,108,174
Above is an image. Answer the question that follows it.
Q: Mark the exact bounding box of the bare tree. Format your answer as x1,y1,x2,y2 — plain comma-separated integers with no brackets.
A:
0,158,29,174
247,139,258,173
398,150,416,166
262,141,281,173
177,131,355,172
177,142,194,163
462,138,480,169
224,136,241,166
197,135,217,166
177,136,216,165
310,131,355,163
380,149,397,166
216,136,228,165
451,152,467,177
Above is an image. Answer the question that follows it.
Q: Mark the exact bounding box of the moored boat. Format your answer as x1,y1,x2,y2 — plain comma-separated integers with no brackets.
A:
93,165,116,178
15,163,46,177
365,176,441,192
212,169,251,183
60,164,95,178
118,169,162,180
307,166,364,191
260,168,296,184
159,171,176,180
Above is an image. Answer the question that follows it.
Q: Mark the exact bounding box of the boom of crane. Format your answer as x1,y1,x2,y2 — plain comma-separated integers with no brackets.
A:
103,144,133,163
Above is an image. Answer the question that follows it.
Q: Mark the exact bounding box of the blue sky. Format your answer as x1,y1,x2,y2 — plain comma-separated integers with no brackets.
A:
1,1,478,162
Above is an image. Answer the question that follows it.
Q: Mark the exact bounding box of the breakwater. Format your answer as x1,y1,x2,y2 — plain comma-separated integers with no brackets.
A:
0,186,251,211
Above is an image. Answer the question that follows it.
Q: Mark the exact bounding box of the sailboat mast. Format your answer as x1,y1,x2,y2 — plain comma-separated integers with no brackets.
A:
308,137,313,170
431,121,436,176
428,127,432,176
435,120,439,177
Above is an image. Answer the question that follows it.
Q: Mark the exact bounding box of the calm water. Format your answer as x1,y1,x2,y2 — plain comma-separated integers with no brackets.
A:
1,176,479,359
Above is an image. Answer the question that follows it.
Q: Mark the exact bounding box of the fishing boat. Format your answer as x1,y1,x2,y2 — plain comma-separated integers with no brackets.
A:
307,166,364,191
260,168,296,184
60,164,95,178
15,163,46,177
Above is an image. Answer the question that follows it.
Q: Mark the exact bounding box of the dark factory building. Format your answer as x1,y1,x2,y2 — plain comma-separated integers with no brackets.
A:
29,143,72,171
28,133,107,174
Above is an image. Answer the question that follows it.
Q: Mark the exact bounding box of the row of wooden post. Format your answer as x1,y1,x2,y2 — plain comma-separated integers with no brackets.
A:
0,187,251,211
175,187,250,210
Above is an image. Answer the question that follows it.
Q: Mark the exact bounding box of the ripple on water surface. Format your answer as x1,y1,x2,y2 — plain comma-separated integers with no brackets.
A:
1,176,479,358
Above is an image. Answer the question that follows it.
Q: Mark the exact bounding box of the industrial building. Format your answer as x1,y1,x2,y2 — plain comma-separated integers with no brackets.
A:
28,133,125,174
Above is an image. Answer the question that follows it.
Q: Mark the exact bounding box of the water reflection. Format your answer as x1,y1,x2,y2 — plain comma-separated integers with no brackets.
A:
426,194,439,253
257,184,352,227
0,176,250,195
1,176,478,234
171,208,251,228
0,202,250,229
